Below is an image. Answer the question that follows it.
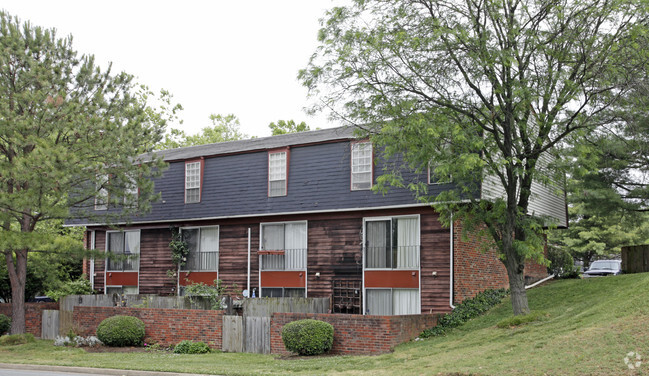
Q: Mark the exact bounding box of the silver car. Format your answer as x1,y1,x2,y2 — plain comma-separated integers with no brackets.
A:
583,260,622,278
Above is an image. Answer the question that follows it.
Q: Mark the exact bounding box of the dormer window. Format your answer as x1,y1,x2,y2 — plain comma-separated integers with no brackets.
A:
268,150,288,197
94,174,108,211
351,142,372,190
185,160,202,203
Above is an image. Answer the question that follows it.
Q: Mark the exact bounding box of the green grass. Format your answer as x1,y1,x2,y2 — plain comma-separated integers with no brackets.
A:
2,274,649,375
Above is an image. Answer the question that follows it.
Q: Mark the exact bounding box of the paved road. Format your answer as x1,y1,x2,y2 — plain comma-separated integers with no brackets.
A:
0,370,115,376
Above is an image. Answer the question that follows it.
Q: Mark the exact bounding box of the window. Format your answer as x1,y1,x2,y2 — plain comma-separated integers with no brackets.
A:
124,176,139,207
185,160,202,203
181,226,219,271
365,288,419,315
261,287,305,298
365,216,419,269
106,230,140,271
351,142,372,190
268,151,287,197
428,143,452,184
95,175,108,210
260,222,307,271
106,286,138,295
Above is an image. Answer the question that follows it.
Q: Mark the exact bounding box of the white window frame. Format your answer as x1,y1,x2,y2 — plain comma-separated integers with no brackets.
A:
94,175,108,210
259,220,308,298
363,215,420,270
185,160,202,203
364,288,420,316
179,226,219,272
351,142,373,190
268,151,287,197
105,230,140,272
105,285,139,295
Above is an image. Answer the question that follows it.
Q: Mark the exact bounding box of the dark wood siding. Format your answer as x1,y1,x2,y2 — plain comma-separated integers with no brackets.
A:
420,212,452,314
218,222,260,296
139,229,175,295
93,231,106,293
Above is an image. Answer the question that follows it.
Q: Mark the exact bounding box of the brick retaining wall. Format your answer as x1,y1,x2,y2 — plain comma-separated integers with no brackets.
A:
73,306,225,348
0,303,59,337
270,312,440,355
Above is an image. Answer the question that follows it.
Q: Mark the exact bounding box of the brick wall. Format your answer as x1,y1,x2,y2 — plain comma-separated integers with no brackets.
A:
73,306,224,348
270,312,439,355
0,303,59,337
453,221,549,303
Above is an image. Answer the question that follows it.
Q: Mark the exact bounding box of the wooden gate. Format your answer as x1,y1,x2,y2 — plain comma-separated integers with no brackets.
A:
222,315,243,352
41,310,59,339
244,316,270,354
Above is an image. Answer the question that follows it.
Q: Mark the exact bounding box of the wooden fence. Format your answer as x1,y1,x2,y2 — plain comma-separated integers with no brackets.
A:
621,245,649,273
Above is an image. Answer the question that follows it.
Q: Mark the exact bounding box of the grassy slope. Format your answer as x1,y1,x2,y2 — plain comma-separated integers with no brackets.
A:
2,274,649,375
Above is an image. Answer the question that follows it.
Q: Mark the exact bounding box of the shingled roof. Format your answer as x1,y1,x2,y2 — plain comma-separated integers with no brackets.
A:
152,125,358,162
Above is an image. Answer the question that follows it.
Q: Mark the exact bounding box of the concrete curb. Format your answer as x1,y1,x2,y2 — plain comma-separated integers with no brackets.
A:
0,363,220,376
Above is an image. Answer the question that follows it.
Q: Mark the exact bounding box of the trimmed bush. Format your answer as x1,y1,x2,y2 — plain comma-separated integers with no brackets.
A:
282,319,334,356
96,315,145,347
0,314,10,335
0,333,35,346
420,288,508,338
173,340,211,354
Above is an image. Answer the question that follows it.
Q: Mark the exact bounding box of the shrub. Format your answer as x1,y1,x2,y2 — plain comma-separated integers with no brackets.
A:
420,288,508,338
45,275,94,302
282,319,334,356
96,315,145,347
547,246,579,278
173,340,211,354
0,314,10,335
496,311,549,328
0,333,35,346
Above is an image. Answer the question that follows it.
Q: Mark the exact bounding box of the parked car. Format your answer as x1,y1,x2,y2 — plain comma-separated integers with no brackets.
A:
583,260,622,278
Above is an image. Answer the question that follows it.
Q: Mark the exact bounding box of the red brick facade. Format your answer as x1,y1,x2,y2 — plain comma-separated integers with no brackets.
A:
73,306,224,348
0,302,59,337
270,312,439,355
453,221,549,304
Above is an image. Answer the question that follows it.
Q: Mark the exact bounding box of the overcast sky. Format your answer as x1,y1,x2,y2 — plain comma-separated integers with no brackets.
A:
0,1,346,138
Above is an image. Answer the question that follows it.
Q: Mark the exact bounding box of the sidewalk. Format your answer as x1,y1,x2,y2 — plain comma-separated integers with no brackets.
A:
0,363,220,376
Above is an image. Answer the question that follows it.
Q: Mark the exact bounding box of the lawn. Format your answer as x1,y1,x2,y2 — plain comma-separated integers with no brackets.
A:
2,273,649,375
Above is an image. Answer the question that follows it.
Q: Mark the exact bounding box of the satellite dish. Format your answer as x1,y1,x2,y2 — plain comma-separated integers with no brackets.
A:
242,289,249,298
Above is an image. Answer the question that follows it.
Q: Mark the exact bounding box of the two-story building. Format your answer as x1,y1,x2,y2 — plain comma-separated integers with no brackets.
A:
71,126,566,315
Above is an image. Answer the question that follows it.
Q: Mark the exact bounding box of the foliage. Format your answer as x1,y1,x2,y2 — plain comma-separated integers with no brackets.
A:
300,0,649,316
546,245,579,279
183,279,227,310
44,275,93,302
420,288,508,338
282,319,334,356
0,333,35,346
268,120,311,135
173,340,211,354
96,316,145,347
168,226,190,271
0,11,177,333
496,311,549,328
159,113,248,149
0,314,10,335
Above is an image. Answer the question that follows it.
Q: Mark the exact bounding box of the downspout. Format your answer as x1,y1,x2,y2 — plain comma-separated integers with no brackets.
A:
449,212,455,309
247,228,251,294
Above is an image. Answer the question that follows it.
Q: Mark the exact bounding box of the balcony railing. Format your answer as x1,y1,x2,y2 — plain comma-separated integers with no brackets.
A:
182,251,219,271
260,248,307,271
107,253,139,272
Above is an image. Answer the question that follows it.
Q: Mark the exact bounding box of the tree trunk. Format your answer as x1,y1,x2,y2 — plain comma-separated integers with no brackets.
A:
505,254,530,316
5,249,27,334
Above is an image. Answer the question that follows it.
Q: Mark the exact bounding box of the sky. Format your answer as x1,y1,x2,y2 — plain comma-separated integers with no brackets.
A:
0,1,345,138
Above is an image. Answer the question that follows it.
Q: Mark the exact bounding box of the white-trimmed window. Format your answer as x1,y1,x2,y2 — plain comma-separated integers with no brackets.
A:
94,175,108,210
261,287,305,298
106,286,138,295
124,176,139,207
181,226,219,271
366,288,419,315
185,161,202,203
106,230,140,272
351,142,372,190
260,221,307,271
365,216,419,269
268,151,287,197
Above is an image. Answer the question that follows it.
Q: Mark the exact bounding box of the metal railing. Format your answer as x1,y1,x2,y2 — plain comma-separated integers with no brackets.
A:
261,248,307,271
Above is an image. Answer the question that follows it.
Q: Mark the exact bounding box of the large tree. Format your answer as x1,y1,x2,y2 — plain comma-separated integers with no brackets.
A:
300,0,649,314
268,120,311,135
0,12,173,333
159,113,248,149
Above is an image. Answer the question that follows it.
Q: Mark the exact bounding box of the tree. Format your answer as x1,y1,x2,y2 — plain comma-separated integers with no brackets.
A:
300,0,649,314
159,114,248,149
268,120,311,135
0,12,173,333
